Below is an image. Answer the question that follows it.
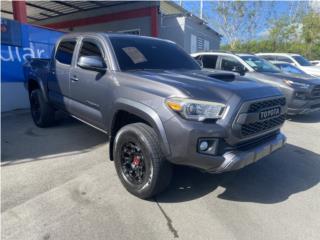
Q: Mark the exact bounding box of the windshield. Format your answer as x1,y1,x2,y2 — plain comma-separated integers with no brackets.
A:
109,36,200,71
240,55,281,73
275,63,306,74
292,55,312,66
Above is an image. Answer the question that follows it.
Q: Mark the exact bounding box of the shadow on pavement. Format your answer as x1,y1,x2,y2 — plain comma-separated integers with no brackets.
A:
1,110,107,165
157,144,320,204
287,111,320,123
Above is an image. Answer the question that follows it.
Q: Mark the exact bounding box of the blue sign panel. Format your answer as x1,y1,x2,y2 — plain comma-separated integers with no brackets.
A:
1,18,64,83
1,18,22,46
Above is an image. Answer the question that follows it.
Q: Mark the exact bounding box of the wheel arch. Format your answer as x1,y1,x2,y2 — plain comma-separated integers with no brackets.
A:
108,98,171,160
26,76,49,102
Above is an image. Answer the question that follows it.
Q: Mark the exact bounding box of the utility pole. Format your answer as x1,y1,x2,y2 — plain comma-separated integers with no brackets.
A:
200,0,203,19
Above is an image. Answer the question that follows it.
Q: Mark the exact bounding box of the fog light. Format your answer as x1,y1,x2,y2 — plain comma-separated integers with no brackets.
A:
199,141,209,151
198,138,219,155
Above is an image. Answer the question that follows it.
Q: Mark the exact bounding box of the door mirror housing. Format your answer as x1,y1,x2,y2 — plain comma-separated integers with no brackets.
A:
232,65,247,76
78,56,107,72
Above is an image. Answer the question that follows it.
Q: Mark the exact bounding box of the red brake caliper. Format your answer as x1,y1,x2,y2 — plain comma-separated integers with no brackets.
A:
132,156,141,166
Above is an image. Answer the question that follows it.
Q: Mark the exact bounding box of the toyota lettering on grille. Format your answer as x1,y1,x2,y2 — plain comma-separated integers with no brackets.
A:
259,107,281,120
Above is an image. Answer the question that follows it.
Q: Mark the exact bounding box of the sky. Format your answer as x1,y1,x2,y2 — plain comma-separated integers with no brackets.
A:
173,0,319,44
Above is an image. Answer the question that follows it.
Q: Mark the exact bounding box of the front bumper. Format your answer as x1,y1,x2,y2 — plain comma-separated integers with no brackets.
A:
207,132,286,173
163,115,286,173
288,98,320,115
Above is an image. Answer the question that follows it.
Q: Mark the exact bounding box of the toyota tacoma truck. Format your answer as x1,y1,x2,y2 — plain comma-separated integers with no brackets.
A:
25,33,287,199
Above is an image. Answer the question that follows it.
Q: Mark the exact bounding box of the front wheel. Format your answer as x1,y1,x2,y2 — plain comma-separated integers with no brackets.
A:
30,89,55,127
113,123,172,199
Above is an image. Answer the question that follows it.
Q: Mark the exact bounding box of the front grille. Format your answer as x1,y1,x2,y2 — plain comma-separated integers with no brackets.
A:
241,115,286,136
311,85,320,98
236,97,286,137
248,97,286,113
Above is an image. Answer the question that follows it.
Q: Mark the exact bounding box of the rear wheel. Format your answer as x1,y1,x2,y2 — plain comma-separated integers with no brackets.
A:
30,89,55,127
113,123,172,199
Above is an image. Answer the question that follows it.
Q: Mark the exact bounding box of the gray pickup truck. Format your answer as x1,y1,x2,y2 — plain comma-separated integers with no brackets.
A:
25,33,286,198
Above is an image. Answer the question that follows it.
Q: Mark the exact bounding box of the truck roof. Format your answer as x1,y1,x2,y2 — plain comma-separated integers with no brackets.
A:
58,32,174,44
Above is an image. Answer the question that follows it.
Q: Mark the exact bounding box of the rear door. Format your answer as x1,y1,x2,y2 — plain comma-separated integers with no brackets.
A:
69,37,110,129
48,39,77,111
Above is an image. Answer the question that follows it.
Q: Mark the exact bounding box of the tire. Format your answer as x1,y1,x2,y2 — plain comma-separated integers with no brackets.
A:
29,89,55,127
113,123,172,199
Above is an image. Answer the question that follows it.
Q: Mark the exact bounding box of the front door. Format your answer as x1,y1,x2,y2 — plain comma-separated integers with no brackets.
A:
69,38,110,129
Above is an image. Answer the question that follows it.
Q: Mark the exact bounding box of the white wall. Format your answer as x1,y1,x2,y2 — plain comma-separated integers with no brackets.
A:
1,82,30,112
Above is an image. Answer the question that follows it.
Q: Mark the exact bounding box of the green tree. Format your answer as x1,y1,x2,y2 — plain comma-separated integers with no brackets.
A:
222,11,320,60
302,12,320,58
206,1,271,50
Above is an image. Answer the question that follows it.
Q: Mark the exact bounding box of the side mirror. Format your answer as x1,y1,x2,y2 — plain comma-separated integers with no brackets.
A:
232,65,247,76
78,56,107,72
196,59,203,68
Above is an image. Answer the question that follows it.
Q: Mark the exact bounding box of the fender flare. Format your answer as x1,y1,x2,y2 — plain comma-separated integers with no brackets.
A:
109,98,171,158
26,75,49,102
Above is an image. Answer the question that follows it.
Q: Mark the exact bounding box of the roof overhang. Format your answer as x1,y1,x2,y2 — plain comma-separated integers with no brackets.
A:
1,1,139,22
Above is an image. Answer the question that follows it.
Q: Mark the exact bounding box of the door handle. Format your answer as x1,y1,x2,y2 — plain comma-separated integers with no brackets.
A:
71,76,79,82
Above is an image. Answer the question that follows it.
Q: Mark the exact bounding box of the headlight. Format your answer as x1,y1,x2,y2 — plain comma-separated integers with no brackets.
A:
284,80,310,89
165,97,226,121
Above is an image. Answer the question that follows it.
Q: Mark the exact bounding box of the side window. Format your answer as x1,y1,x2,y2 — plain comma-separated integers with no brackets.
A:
261,55,275,61
202,55,218,69
78,40,103,60
55,40,76,65
276,56,293,63
220,56,243,71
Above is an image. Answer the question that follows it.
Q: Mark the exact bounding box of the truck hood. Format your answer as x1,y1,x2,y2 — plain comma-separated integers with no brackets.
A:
128,69,282,103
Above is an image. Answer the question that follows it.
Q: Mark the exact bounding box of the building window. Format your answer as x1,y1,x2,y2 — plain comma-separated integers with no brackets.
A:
190,34,210,53
191,34,197,53
204,40,210,51
197,36,204,51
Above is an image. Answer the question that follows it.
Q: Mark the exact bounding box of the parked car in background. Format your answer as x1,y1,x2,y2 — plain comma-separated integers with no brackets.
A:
192,52,320,115
310,60,320,67
256,53,320,77
25,33,288,198
271,61,310,76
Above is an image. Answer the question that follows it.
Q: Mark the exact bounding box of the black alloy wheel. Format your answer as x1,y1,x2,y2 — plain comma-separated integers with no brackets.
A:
113,123,172,199
120,142,147,186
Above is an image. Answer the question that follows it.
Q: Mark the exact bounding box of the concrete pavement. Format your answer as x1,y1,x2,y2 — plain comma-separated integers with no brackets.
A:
1,110,320,240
